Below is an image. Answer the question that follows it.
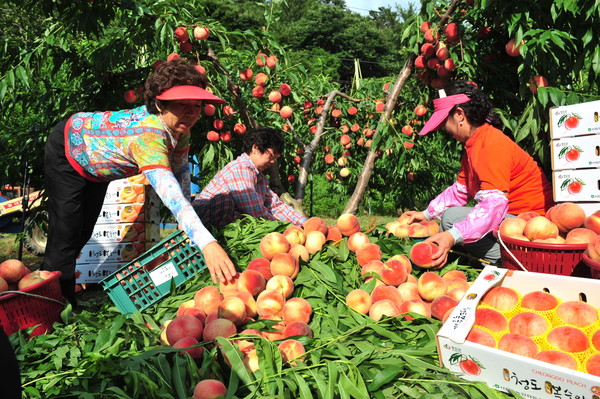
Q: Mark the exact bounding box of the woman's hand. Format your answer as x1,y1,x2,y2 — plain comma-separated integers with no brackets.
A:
400,210,427,224
201,241,237,284
425,231,456,269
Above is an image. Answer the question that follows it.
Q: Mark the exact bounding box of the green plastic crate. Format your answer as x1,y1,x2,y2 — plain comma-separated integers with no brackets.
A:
100,230,206,315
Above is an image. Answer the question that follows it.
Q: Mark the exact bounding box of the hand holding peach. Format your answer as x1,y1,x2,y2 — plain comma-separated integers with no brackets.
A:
399,211,427,225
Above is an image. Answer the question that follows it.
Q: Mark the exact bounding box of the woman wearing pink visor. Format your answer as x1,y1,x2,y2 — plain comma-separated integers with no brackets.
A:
401,80,553,268
42,59,236,306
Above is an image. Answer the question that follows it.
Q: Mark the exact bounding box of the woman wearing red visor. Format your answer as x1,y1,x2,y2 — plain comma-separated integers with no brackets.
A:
401,80,553,268
42,59,236,305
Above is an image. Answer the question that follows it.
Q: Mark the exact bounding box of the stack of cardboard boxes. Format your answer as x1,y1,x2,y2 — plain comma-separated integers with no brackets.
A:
550,99,600,216
75,175,161,284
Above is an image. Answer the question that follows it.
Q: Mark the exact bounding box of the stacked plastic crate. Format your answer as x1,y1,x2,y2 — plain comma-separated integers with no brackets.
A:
75,174,161,284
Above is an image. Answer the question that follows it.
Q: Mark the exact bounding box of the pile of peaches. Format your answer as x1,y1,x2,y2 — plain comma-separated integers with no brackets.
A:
0,258,55,293
384,214,440,238
467,284,600,377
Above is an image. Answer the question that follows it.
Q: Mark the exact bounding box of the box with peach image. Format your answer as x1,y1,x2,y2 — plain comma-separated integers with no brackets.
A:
103,179,159,205
75,262,127,284
86,222,161,244
552,168,600,202
95,203,160,224
436,266,600,399
551,135,600,171
76,241,149,264
550,99,600,139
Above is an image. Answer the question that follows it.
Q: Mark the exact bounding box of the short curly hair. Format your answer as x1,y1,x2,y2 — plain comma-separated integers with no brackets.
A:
144,58,207,114
242,126,285,155
445,80,502,129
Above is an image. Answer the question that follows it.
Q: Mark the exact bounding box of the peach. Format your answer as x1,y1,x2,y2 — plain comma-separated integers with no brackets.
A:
441,270,467,282
446,277,469,293
193,379,227,399
288,244,310,262
547,326,589,352
237,269,267,297
534,351,577,370
266,275,295,299
550,202,586,233
278,339,306,366
173,336,204,359
243,349,260,372
417,272,448,301
0,276,8,293
283,225,306,246
584,210,600,234
204,311,219,326
556,301,598,327
347,232,370,252
498,334,539,358
474,308,508,332
302,216,328,235
336,213,361,236
406,273,418,285
369,299,401,321
361,260,384,282
592,329,600,351
270,252,299,279
166,315,204,344
218,296,247,326
193,286,223,318
408,223,430,237
179,307,207,325
380,259,408,287
385,221,402,234
447,286,468,302
281,297,312,324
393,224,410,238
481,286,519,312
260,232,291,260
442,306,456,323
409,241,439,269
523,216,559,241
346,289,372,314
422,220,440,236
356,243,382,266
533,237,565,244
202,318,237,342
233,291,258,318
565,227,598,244
586,353,600,377
246,257,273,280
218,273,240,295
397,282,421,302
0,259,30,283
304,230,327,255
520,290,559,311
282,321,313,338
256,289,285,318
159,320,172,345
326,226,343,242
508,312,549,337
589,235,600,261
517,211,541,221
399,299,431,320
388,254,412,274
260,314,286,341
397,213,412,225
498,217,527,238
466,327,497,348
176,299,197,316
430,295,458,320
371,285,403,307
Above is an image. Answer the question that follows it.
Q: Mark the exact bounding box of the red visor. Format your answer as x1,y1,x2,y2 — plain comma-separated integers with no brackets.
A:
418,93,471,135
156,85,225,104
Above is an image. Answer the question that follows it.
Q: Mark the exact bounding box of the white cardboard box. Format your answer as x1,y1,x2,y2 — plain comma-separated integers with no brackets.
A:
95,203,160,224
551,135,600,171
550,99,600,139
86,222,161,244
103,180,159,205
75,262,126,284
552,169,600,202
437,266,600,399
76,241,148,264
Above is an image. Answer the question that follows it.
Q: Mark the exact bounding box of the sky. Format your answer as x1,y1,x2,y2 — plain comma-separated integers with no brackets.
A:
344,0,418,15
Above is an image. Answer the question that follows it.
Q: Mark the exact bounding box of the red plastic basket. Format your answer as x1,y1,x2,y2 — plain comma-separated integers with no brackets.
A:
0,271,65,337
493,230,587,275
582,250,600,279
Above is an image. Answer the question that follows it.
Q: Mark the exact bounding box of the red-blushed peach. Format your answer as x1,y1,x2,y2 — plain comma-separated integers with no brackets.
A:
397,282,421,302
393,223,410,238
282,321,313,338
166,315,204,344
270,252,299,279
361,260,384,284
474,308,508,332
466,327,497,348
346,289,372,314
302,216,328,235
369,299,401,321
0,258,30,283
409,241,440,269
523,216,559,241
442,306,456,324
417,272,448,301
565,227,598,244
508,312,549,337
233,291,258,319
498,217,527,238
446,277,469,293
447,286,468,303
388,254,412,274
202,318,237,342
246,257,273,280
556,301,598,327
589,235,600,261
325,226,343,242
481,286,519,312
243,349,260,372
173,336,204,359
380,259,408,287
520,290,559,311
399,299,431,320
356,243,382,266
266,275,295,299
193,379,227,399
397,213,412,225
430,295,459,320
256,289,285,318
371,284,404,307
408,223,430,237
498,333,539,358
260,314,286,341
283,225,306,246
288,244,310,263
441,270,467,282
221,289,240,298
179,306,207,325
422,220,440,236
517,211,541,221
218,296,247,326
204,311,219,326
592,329,600,351
237,269,267,297
194,286,223,317
547,326,589,353
406,274,418,285
177,299,197,317
586,353,600,377
336,213,361,236
584,210,600,234
260,232,291,260
218,273,240,295
534,350,577,370
347,232,370,252
282,297,312,324
549,202,586,233
278,339,306,366
304,230,327,254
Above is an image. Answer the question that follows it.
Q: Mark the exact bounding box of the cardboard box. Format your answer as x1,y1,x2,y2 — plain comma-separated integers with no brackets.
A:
552,168,600,202
103,179,159,205
551,135,600,170
76,241,148,264
437,266,600,399
550,99,600,139
95,203,160,224
86,222,161,244
75,262,126,284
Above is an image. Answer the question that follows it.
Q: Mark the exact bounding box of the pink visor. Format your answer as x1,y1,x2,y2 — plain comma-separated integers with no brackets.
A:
418,93,471,135
156,85,225,104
